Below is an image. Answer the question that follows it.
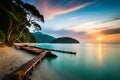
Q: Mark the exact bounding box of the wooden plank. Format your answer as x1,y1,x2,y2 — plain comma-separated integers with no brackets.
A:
20,46,45,54
4,52,46,80
17,52,46,74
18,45,76,54
33,46,76,54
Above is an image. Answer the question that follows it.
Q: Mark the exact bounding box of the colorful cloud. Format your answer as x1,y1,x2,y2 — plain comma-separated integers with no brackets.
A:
23,0,120,43
30,0,95,19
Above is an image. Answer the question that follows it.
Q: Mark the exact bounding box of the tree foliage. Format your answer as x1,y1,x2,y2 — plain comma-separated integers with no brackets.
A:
0,0,44,45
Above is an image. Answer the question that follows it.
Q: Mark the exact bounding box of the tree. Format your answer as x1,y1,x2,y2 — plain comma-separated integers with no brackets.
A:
0,0,44,45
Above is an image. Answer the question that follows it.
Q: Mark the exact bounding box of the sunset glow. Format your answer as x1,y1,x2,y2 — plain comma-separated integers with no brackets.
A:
23,0,120,43
98,37,102,41
98,43,102,66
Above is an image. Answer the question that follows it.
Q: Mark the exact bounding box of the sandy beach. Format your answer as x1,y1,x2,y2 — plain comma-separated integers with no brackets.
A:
0,44,34,79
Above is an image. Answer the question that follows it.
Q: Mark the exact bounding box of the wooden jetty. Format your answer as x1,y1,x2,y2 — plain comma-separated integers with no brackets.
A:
33,47,76,54
3,45,75,80
3,52,46,80
19,46,45,54
19,45,76,54
19,45,58,57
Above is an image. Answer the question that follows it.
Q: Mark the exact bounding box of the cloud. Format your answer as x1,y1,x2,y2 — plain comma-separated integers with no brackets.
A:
42,28,94,42
68,21,99,32
100,18,120,23
32,0,95,19
42,27,120,43
98,27,120,35
68,16,81,21
68,18,120,32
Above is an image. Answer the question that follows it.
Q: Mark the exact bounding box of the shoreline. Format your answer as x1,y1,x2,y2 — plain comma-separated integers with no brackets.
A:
0,43,57,80
0,44,34,80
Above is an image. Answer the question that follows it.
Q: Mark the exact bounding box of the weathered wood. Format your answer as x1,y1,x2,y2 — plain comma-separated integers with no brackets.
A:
17,52,46,74
20,46,58,57
33,47,76,54
3,52,46,80
19,45,76,54
20,46,45,54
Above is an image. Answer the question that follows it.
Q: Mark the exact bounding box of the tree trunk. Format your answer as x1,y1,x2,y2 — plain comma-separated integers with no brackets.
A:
11,27,26,44
4,18,13,45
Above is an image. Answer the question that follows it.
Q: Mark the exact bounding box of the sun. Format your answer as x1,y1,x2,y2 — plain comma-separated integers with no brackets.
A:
98,37,102,41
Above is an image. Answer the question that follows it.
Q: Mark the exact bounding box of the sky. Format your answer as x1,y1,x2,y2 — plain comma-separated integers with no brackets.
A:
23,0,120,43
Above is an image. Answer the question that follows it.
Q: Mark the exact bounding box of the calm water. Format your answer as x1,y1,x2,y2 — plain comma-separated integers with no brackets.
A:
29,43,120,80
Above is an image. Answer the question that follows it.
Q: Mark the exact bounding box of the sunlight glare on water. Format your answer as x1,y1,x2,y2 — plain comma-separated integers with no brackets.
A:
30,43,120,80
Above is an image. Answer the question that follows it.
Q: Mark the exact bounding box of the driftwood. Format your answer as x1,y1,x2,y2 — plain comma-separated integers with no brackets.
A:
3,52,46,80
19,46,45,54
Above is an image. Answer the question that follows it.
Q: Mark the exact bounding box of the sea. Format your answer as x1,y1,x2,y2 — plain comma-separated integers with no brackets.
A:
28,43,120,80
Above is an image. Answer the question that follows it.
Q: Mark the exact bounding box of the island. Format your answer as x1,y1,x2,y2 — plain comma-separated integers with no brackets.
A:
32,32,56,43
50,37,80,43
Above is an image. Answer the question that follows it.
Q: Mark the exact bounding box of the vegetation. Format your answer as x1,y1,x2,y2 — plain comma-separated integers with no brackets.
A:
32,32,56,43
0,0,44,46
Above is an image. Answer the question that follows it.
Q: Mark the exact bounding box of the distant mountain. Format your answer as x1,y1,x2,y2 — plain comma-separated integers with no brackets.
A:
50,37,79,43
32,32,56,43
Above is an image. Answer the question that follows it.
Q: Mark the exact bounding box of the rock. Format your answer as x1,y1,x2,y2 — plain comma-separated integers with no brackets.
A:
45,52,57,57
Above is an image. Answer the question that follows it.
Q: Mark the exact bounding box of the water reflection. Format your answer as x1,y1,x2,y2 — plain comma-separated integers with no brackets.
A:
31,43,120,80
98,43,103,66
